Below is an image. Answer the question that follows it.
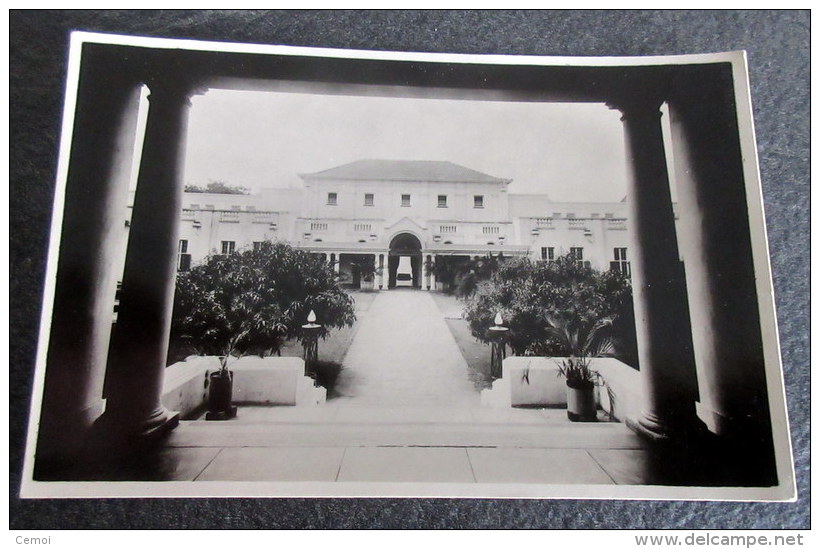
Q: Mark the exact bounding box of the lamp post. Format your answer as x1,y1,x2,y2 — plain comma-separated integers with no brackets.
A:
487,312,509,379
301,309,321,379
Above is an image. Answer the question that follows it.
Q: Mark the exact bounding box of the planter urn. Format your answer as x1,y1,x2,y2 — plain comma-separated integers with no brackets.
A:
206,369,237,420
566,381,597,422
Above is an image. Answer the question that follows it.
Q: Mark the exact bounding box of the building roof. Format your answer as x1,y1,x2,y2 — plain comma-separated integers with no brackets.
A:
300,160,510,184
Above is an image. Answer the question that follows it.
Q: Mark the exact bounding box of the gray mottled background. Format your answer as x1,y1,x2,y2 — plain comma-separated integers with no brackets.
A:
9,10,809,529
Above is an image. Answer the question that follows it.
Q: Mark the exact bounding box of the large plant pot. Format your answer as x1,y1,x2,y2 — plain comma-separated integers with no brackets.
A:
566,382,597,422
435,281,447,292
206,370,237,420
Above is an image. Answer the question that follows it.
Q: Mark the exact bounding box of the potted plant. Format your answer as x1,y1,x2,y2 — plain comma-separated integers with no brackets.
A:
430,257,455,292
170,251,286,420
357,260,382,291
170,243,357,419
544,314,615,422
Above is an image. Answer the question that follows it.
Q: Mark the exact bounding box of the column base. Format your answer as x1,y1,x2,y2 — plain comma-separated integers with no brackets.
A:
626,410,709,444
94,405,180,450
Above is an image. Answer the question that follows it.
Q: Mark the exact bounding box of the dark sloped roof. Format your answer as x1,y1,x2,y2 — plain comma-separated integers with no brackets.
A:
300,159,510,184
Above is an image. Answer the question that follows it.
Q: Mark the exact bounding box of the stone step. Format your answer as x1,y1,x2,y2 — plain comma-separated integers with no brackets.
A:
168,416,644,451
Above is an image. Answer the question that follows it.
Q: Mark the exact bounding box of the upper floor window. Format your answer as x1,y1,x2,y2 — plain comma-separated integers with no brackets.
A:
474,195,484,208
401,194,411,207
569,247,584,265
253,241,265,252
364,193,374,206
437,195,448,208
221,241,236,255
327,192,338,205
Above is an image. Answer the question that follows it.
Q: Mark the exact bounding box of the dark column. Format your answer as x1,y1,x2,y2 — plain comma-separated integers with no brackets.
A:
613,97,701,441
411,254,421,288
388,255,398,288
667,92,772,445
99,76,196,441
35,61,143,472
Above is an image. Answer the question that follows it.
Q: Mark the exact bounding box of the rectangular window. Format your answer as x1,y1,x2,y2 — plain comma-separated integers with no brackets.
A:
221,241,236,255
541,247,555,262
253,241,265,252
570,247,584,264
401,194,411,207
474,195,484,208
611,247,630,276
364,193,374,206
437,195,448,208
177,239,191,271
327,192,338,205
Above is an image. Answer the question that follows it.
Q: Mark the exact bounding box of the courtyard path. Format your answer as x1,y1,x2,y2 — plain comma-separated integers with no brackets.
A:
335,290,480,408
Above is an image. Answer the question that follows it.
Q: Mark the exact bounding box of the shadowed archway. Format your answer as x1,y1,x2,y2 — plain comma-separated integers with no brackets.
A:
388,232,422,289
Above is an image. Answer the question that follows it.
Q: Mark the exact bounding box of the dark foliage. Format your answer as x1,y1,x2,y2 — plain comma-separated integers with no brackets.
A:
170,241,356,368
463,254,637,367
184,180,250,195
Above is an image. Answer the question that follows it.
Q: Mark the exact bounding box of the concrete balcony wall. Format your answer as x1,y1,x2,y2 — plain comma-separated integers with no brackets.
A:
161,356,325,417
481,356,644,424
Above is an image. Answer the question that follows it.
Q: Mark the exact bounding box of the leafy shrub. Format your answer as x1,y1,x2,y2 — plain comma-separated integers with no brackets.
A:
170,241,356,367
463,254,637,367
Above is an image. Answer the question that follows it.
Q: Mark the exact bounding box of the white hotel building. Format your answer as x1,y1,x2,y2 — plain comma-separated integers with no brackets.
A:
168,159,633,289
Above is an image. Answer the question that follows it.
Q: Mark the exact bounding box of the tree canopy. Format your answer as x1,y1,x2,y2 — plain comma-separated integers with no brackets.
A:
463,254,637,367
184,180,250,195
170,241,356,366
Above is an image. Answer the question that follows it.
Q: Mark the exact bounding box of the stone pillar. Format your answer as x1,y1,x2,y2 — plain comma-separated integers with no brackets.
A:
613,97,700,441
430,254,436,290
333,253,341,275
378,253,385,289
35,64,144,470
421,254,429,290
100,76,197,442
666,97,771,442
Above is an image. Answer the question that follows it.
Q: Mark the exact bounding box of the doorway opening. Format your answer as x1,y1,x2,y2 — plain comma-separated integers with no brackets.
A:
388,233,422,289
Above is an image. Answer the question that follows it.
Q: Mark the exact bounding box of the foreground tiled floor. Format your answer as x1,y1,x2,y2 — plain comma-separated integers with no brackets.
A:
158,405,655,485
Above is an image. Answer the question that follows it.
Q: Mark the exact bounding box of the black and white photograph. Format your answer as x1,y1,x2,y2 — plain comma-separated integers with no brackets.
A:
9,13,807,528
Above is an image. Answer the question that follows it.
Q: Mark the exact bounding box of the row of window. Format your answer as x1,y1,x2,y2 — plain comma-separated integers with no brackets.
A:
539,247,631,275
327,192,485,209
179,239,629,276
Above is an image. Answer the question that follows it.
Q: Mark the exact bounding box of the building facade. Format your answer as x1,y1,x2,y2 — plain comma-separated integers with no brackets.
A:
168,159,633,289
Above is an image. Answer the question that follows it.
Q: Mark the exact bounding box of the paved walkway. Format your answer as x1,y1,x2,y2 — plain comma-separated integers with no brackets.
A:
334,290,480,408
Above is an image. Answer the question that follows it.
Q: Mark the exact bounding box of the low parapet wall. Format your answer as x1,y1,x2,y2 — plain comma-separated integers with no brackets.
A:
480,356,644,424
161,355,326,418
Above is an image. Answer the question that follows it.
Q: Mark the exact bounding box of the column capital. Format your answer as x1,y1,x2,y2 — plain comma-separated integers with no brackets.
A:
606,94,665,121
143,72,208,107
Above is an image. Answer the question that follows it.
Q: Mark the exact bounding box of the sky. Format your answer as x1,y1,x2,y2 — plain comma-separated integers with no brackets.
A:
183,89,630,203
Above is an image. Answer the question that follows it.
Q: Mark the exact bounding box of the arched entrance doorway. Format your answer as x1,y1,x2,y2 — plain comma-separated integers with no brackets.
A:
388,233,422,289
